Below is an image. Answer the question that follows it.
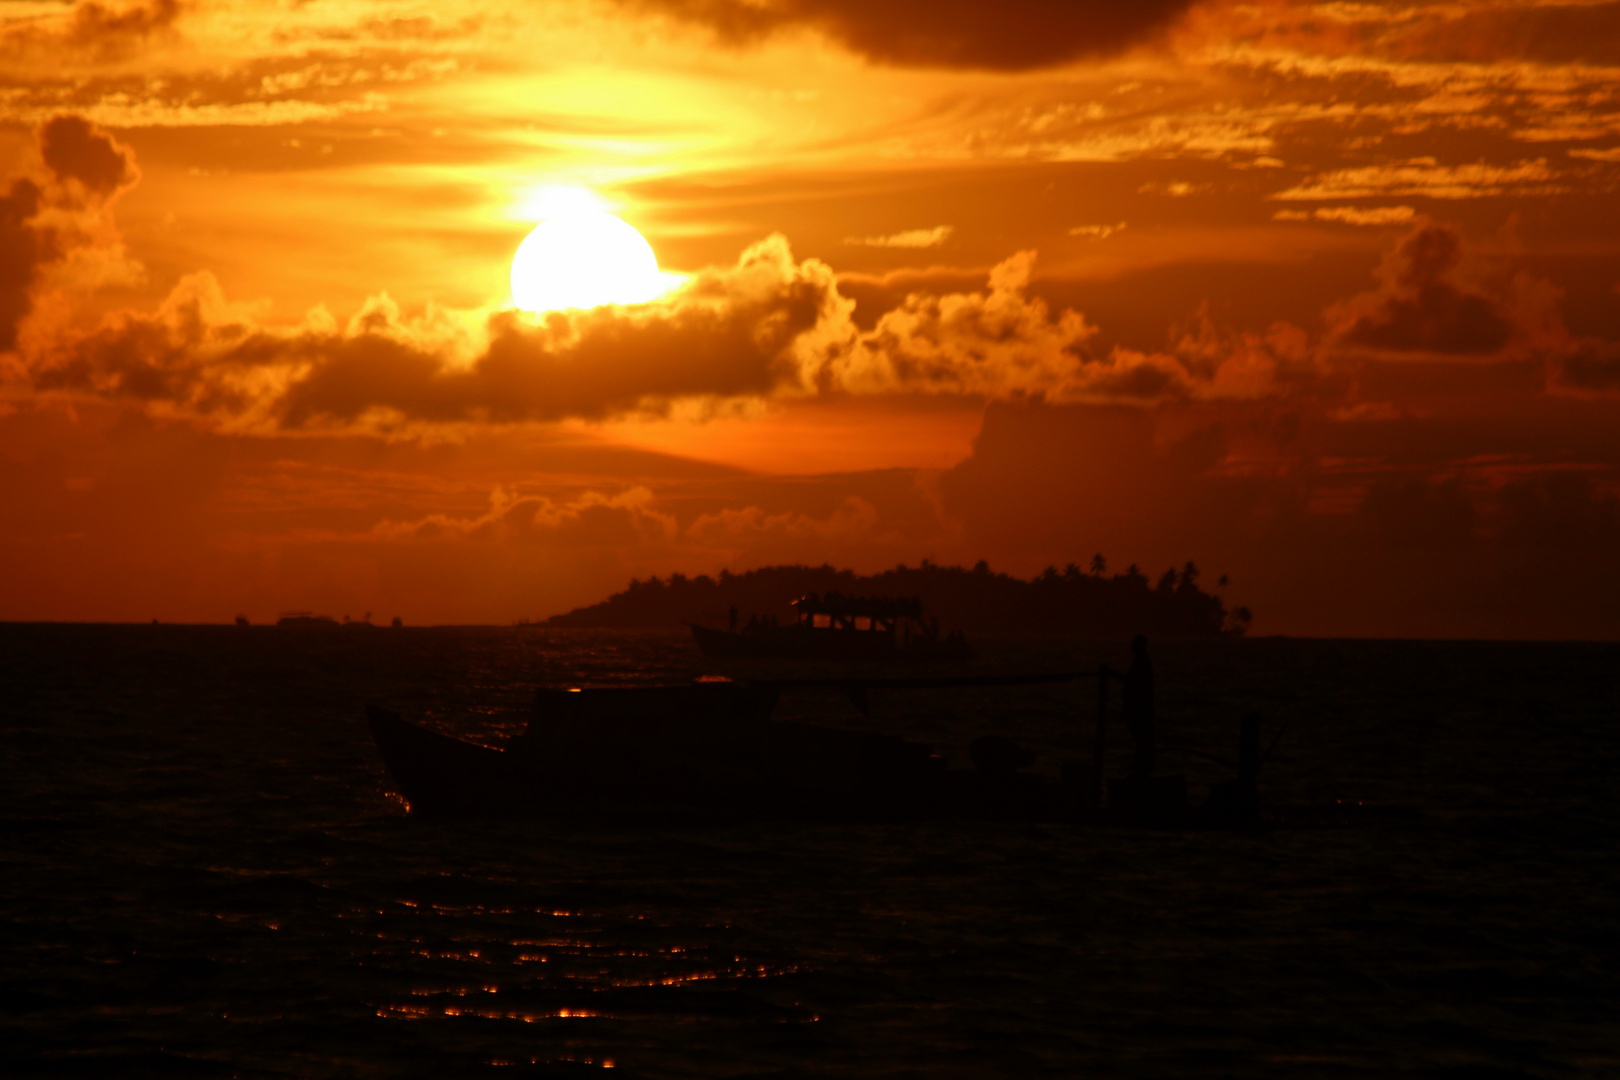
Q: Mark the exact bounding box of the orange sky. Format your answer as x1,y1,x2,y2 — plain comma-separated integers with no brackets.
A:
4,0,1620,637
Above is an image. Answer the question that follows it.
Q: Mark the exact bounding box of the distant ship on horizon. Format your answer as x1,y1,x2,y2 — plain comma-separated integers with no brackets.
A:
276,612,341,629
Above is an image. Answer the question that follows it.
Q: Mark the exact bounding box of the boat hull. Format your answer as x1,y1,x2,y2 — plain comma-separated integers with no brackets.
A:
367,698,1079,823
689,623,974,664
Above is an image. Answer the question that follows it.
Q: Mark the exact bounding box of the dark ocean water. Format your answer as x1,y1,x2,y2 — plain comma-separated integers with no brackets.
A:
3,625,1617,1079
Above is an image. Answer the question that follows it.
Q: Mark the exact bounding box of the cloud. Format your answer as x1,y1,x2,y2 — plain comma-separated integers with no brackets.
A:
372,486,677,547
1069,222,1127,239
0,114,140,354
1,0,180,58
614,0,1194,71
1274,205,1417,227
1138,180,1205,197
36,228,1310,429
687,496,878,545
827,251,1099,397
1548,337,1620,397
844,226,952,249
66,0,179,46
1348,2,1620,67
14,126,1599,433
27,237,841,428
39,114,140,198
1,179,53,354
1325,222,1519,358
1315,219,1620,395
1272,159,1560,201
1184,1,1620,72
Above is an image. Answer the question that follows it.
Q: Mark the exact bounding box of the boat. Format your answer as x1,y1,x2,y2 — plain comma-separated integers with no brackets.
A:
276,612,377,629
689,593,974,664
276,612,339,629
366,672,1368,828
367,677,1090,823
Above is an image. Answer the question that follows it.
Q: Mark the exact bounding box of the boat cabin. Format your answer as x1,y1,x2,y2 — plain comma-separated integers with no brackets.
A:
791,593,928,636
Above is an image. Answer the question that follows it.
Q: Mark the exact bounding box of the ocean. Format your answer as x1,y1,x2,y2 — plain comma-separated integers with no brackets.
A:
3,625,1617,1078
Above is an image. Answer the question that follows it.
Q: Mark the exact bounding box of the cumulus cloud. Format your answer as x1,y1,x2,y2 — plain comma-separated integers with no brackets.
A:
40,114,141,197
828,251,1098,397
0,114,141,354
17,127,1606,431
1315,219,1620,395
32,222,1311,429
614,0,1193,71
27,237,840,428
844,226,952,249
0,179,53,354
1325,222,1521,358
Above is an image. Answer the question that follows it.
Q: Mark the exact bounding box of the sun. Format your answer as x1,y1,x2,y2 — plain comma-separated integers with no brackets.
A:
510,202,665,313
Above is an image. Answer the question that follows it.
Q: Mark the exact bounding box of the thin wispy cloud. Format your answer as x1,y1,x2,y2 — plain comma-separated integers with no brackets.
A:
1069,222,1127,239
1274,206,1417,226
844,226,953,249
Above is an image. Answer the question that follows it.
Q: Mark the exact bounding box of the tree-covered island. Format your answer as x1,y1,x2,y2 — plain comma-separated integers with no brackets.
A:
544,558,1252,637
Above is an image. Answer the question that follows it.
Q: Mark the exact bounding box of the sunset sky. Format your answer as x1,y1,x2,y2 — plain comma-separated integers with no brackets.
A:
4,0,1620,636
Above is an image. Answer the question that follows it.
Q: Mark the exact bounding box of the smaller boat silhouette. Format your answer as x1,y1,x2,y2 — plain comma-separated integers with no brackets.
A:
690,593,973,664
276,611,378,629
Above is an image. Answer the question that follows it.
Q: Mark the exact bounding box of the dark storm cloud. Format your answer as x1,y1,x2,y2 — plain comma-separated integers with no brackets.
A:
1327,223,1516,358
39,115,139,197
1320,221,1620,399
613,0,1192,70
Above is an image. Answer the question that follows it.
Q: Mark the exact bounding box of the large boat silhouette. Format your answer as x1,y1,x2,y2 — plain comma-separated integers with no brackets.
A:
689,593,974,664
368,676,1091,824
367,675,1391,828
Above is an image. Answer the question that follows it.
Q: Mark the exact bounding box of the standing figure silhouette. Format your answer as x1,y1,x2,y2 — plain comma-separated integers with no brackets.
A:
1123,635,1156,779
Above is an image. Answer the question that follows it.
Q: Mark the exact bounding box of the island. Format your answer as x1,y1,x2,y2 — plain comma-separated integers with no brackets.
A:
543,558,1251,638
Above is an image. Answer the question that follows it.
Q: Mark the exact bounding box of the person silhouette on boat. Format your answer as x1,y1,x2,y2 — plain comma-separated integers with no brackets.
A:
1123,634,1155,779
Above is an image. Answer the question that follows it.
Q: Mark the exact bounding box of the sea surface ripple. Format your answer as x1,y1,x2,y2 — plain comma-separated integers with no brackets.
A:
2,625,1617,1078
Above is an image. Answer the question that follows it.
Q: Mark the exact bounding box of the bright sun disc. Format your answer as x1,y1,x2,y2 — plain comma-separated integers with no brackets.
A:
510,211,663,313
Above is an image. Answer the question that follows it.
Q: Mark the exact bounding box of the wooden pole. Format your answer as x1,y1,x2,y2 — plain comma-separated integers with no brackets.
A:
1094,663,1110,808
